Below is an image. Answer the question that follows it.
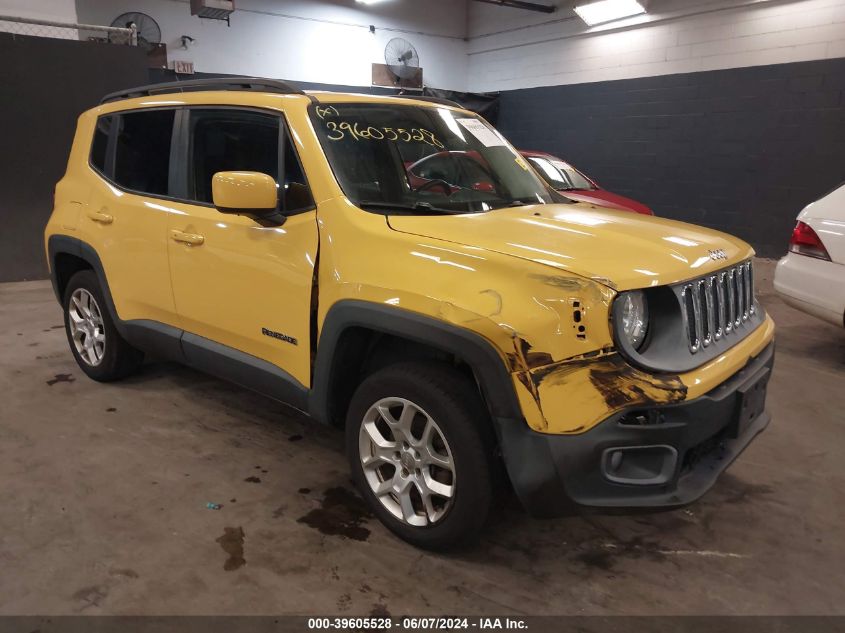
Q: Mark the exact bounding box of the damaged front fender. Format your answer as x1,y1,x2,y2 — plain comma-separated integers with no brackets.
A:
513,348,688,433
316,197,702,435
512,313,776,434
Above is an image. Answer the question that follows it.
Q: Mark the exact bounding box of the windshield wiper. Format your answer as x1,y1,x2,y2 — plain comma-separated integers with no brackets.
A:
357,200,462,215
500,196,544,207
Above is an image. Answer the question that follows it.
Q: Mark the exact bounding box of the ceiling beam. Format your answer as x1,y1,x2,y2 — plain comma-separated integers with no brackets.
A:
471,0,556,13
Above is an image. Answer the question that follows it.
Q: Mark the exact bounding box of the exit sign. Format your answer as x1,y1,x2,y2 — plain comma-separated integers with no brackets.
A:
169,60,195,74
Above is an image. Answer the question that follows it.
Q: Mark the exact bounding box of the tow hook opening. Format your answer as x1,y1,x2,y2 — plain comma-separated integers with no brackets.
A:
618,409,665,426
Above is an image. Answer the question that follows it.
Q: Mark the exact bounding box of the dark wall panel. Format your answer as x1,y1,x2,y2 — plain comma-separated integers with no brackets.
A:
0,34,149,282
496,58,845,258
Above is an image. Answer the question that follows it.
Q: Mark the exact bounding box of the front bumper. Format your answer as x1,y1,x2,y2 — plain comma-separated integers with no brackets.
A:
495,341,774,518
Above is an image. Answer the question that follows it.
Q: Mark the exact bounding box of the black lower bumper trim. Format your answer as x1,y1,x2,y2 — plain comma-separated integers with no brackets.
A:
496,342,775,518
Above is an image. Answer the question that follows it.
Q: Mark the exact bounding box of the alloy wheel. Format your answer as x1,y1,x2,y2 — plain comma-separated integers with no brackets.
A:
68,288,106,366
358,397,456,527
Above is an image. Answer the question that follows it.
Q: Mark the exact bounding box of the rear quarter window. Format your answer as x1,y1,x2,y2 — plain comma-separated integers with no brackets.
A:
113,109,175,196
90,115,112,174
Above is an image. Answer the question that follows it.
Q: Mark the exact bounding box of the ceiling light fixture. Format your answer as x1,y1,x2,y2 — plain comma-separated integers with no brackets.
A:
355,0,391,5
573,0,646,26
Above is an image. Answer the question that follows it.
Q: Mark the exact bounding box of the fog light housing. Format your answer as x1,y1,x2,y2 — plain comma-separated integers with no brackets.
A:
601,445,677,485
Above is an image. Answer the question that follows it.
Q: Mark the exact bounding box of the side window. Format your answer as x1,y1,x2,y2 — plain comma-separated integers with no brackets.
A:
113,110,174,196
188,108,314,214
90,115,112,174
189,110,279,204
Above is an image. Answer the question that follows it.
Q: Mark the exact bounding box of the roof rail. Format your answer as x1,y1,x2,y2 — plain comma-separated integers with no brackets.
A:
394,94,463,109
100,77,308,104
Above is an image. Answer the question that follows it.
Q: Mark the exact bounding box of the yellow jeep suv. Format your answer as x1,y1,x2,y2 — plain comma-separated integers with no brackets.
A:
45,78,775,549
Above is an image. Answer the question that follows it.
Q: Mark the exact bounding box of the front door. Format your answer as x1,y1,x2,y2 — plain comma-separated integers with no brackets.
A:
165,107,319,389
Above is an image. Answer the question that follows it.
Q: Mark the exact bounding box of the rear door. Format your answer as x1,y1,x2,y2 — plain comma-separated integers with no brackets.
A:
164,107,319,388
84,108,178,325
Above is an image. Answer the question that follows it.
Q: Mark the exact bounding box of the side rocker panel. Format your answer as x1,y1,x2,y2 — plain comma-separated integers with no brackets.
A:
182,332,309,411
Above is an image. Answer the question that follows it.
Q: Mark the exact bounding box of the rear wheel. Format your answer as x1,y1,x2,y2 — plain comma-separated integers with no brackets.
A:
63,270,143,381
346,362,494,549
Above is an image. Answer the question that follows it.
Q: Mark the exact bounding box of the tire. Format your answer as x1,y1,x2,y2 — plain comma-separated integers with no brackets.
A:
63,270,144,381
346,361,494,550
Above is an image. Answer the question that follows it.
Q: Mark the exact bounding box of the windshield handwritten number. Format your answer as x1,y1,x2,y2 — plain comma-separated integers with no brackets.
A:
367,126,385,140
420,128,445,149
325,121,344,141
324,121,443,147
339,121,357,139
357,125,385,140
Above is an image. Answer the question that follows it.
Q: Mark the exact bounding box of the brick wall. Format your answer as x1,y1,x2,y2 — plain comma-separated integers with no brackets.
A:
496,57,845,257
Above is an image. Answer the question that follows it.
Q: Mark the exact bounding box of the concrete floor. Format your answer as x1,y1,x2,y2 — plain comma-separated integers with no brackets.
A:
0,258,843,616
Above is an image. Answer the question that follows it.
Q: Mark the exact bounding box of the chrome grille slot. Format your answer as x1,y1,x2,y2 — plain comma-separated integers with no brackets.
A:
721,273,733,334
683,285,699,352
715,272,726,339
726,270,736,331
744,261,755,316
682,260,755,354
698,279,712,347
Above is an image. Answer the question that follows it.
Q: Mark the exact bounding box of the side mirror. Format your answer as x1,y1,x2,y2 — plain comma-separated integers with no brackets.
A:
212,171,284,226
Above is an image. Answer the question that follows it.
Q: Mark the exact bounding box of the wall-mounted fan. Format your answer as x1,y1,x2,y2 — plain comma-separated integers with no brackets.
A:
110,12,162,52
384,37,420,81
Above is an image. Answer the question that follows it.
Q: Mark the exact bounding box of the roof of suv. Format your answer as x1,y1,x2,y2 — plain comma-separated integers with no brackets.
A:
99,77,465,112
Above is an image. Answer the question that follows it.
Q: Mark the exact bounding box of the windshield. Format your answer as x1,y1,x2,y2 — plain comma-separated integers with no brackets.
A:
310,103,559,213
527,155,595,191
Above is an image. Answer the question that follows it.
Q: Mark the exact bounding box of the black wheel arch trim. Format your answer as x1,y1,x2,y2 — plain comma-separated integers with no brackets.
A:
309,300,522,425
48,234,123,329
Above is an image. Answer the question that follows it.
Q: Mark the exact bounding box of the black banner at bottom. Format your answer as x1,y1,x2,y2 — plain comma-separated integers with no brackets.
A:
0,617,844,633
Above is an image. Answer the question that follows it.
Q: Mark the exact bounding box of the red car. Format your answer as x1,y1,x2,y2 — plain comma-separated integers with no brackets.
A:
520,150,654,215
405,151,496,195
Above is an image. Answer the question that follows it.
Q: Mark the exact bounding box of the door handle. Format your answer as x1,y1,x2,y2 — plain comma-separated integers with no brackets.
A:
87,210,113,224
170,230,205,246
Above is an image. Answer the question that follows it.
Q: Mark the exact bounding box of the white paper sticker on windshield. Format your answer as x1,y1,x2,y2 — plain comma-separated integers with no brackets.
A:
457,118,506,147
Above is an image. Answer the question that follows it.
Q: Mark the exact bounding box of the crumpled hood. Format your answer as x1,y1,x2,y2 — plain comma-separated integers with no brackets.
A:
387,203,754,290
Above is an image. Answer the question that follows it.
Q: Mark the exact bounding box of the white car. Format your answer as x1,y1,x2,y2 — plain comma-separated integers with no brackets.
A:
774,183,845,327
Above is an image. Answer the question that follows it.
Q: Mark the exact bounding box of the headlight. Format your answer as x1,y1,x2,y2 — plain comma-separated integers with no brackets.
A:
619,290,649,350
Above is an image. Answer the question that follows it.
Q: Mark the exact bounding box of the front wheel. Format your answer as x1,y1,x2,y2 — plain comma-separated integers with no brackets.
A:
346,362,494,550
